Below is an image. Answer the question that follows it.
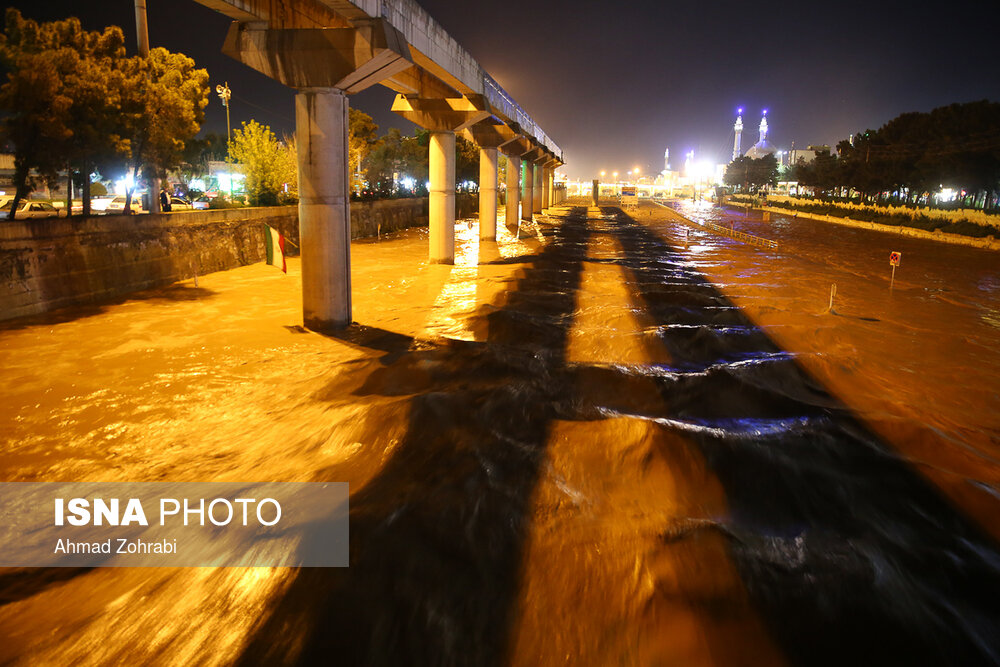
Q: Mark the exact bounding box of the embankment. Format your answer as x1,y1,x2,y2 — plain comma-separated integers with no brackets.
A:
727,198,1000,251
0,195,477,321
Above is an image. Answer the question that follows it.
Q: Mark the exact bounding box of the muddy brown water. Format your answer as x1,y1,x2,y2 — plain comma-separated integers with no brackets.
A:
1,202,999,666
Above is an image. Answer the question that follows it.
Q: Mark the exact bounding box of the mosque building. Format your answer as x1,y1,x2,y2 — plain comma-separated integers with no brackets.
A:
743,110,777,159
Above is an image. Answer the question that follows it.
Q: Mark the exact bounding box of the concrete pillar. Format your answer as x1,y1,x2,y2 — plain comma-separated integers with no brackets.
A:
429,130,456,263
479,146,497,241
296,88,351,330
505,155,520,229
533,163,543,214
542,167,551,210
521,161,534,221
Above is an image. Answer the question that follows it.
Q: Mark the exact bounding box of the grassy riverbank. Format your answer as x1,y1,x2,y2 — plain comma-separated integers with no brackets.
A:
730,194,1000,239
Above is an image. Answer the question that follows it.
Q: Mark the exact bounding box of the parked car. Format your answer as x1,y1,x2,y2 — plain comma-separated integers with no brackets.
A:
167,196,193,211
90,196,116,213
105,196,147,215
0,200,62,219
192,196,211,210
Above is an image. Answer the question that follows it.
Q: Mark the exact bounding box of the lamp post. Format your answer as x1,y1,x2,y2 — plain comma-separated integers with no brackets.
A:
134,0,160,213
216,82,232,148
216,82,232,197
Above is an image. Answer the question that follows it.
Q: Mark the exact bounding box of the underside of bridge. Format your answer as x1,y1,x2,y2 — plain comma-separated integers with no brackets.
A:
196,0,564,330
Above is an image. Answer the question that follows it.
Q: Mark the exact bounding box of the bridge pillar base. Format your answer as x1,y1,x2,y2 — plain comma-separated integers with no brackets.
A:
505,155,521,229
297,88,352,331
533,161,544,214
429,130,456,264
479,147,498,241
521,161,534,222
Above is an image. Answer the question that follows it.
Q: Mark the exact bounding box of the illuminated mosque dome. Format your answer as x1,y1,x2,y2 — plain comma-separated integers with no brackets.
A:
744,110,777,159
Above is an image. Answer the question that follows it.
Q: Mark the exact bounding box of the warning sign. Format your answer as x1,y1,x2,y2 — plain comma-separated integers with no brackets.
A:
889,251,901,266
620,186,638,212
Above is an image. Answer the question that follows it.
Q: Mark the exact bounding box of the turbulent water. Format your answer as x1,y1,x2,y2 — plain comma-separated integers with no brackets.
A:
1,201,999,666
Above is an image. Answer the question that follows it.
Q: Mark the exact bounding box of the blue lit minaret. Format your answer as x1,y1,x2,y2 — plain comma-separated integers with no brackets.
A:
733,108,744,161
758,109,769,144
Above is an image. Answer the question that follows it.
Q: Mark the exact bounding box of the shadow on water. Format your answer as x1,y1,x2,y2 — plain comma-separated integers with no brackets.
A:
238,205,1000,666
237,209,592,667
602,207,1000,666
0,284,218,332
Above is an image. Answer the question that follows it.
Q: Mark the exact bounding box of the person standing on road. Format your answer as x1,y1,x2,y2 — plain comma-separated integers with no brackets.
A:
160,189,172,213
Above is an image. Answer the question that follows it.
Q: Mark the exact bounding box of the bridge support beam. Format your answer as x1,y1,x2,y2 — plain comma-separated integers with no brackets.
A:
541,166,551,211
478,147,498,241
220,20,413,331
296,89,352,330
392,94,493,263
429,130,456,263
505,154,521,229
532,159,544,214
521,161,534,221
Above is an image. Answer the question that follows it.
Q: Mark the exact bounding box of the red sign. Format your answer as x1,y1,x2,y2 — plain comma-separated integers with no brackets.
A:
889,251,901,267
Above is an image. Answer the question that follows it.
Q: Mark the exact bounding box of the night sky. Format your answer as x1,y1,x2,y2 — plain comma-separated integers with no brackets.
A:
11,0,1000,179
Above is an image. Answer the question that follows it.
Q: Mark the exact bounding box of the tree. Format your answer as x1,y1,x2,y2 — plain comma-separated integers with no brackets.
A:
817,101,1000,208
455,135,479,188
115,47,209,213
177,132,228,181
0,10,126,218
724,154,777,193
724,156,752,190
228,120,296,206
276,133,298,203
363,128,428,197
348,108,378,182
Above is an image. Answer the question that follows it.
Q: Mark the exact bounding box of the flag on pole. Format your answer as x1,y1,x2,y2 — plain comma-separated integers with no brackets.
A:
264,224,286,273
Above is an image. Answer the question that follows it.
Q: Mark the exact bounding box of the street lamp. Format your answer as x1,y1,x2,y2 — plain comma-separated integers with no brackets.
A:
216,82,232,149
216,82,232,198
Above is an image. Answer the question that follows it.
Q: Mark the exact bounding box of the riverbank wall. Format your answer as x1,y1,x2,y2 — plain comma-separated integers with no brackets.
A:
0,195,477,321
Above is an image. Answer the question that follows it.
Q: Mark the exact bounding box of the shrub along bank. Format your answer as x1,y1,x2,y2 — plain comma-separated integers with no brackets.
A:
730,195,1000,239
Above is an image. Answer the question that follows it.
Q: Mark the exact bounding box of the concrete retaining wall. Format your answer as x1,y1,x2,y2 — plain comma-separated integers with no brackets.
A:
0,195,477,321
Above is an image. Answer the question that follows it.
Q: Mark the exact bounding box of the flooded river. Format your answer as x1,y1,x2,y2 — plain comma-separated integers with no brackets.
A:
1,201,998,665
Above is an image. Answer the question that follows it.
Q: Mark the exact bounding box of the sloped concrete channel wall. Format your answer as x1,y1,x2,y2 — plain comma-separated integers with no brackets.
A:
0,195,476,321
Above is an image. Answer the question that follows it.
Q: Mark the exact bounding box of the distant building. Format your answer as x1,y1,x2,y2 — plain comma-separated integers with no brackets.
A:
733,109,744,161
743,111,777,159
787,145,830,165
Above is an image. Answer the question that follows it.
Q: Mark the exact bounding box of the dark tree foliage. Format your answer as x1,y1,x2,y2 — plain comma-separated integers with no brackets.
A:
724,154,778,193
0,9,126,217
455,135,479,188
362,128,429,198
0,9,209,218
795,101,1000,209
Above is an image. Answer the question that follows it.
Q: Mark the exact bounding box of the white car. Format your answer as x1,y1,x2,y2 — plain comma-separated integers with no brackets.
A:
166,196,193,211
89,196,116,212
0,200,62,219
105,196,147,215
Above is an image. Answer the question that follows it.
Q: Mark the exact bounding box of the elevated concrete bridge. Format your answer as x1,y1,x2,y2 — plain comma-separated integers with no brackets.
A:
194,0,564,330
